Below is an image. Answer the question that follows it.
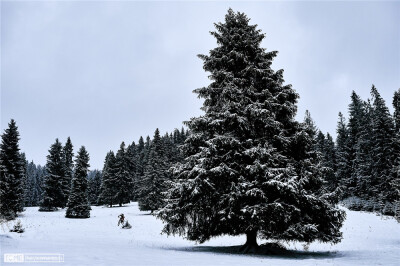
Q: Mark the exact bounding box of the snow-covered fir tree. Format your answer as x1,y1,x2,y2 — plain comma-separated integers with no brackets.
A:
335,112,351,197
62,137,74,207
114,142,133,206
0,119,25,220
97,151,118,207
158,9,345,250
392,89,400,219
303,110,318,139
125,142,137,200
370,86,396,214
20,152,28,208
136,136,145,178
66,146,91,218
138,129,169,212
346,91,366,196
39,139,66,211
324,133,338,190
354,100,373,202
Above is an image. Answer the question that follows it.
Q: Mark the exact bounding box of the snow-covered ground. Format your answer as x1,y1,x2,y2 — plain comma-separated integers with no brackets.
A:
1,202,399,266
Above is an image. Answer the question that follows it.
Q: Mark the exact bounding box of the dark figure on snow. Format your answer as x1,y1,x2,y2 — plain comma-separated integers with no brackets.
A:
118,213,125,226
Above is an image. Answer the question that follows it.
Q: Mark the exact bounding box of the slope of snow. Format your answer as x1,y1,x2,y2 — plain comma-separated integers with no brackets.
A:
1,203,399,265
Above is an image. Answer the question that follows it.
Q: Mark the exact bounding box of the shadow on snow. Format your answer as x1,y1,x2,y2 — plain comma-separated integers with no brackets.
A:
162,244,342,260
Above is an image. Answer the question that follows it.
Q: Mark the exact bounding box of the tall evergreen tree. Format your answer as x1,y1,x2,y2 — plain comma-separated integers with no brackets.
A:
126,142,138,200
158,9,345,250
324,133,338,190
39,139,65,211
66,146,91,218
20,152,28,208
138,129,169,212
346,92,366,196
354,100,373,200
335,113,351,198
114,142,132,206
136,136,145,178
0,119,25,220
98,151,118,207
392,89,400,219
62,137,74,206
370,86,395,214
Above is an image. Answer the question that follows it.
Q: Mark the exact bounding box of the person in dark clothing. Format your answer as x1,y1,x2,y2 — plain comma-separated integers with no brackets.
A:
118,213,125,226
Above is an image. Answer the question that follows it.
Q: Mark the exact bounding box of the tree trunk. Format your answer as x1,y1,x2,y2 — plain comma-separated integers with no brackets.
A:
119,203,122,207
245,230,258,246
240,230,259,253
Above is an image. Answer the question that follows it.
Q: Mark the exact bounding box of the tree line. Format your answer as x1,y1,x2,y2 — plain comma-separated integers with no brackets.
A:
1,8,399,250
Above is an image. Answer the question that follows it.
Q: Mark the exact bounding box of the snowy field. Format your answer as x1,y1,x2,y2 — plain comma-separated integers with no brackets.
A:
1,202,399,266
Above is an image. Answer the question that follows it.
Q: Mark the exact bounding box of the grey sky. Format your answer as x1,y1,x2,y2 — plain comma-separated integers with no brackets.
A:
1,1,399,169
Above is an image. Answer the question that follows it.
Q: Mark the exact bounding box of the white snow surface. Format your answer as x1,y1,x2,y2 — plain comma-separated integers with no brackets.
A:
1,202,399,265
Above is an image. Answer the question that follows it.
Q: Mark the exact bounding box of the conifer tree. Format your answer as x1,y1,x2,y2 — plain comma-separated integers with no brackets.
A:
98,151,117,207
136,136,145,178
0,119,25,220
158,9,345,250
66,146,91,218
346,92,366,196
20,152,28,208
354,100,373,200
370,86,395,214
138,129,169,212
126,142,137,200
115,142,132,206
62,137,74,206
392,89,400,219
304,110,318,140
39,139,66,211
324,133,338,190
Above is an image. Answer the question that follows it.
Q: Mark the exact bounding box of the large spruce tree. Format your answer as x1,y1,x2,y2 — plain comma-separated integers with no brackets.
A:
66,146,91,218
39,139,66,211
158,9,345,250
0,119,25,220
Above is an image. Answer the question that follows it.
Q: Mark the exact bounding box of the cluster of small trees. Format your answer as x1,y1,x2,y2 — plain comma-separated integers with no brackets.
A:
97,128,187,211
24,161,46,207
38,137,91,218
333,87,400,217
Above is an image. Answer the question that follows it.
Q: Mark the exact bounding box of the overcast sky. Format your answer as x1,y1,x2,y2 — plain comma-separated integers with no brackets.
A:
1,1,399,169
